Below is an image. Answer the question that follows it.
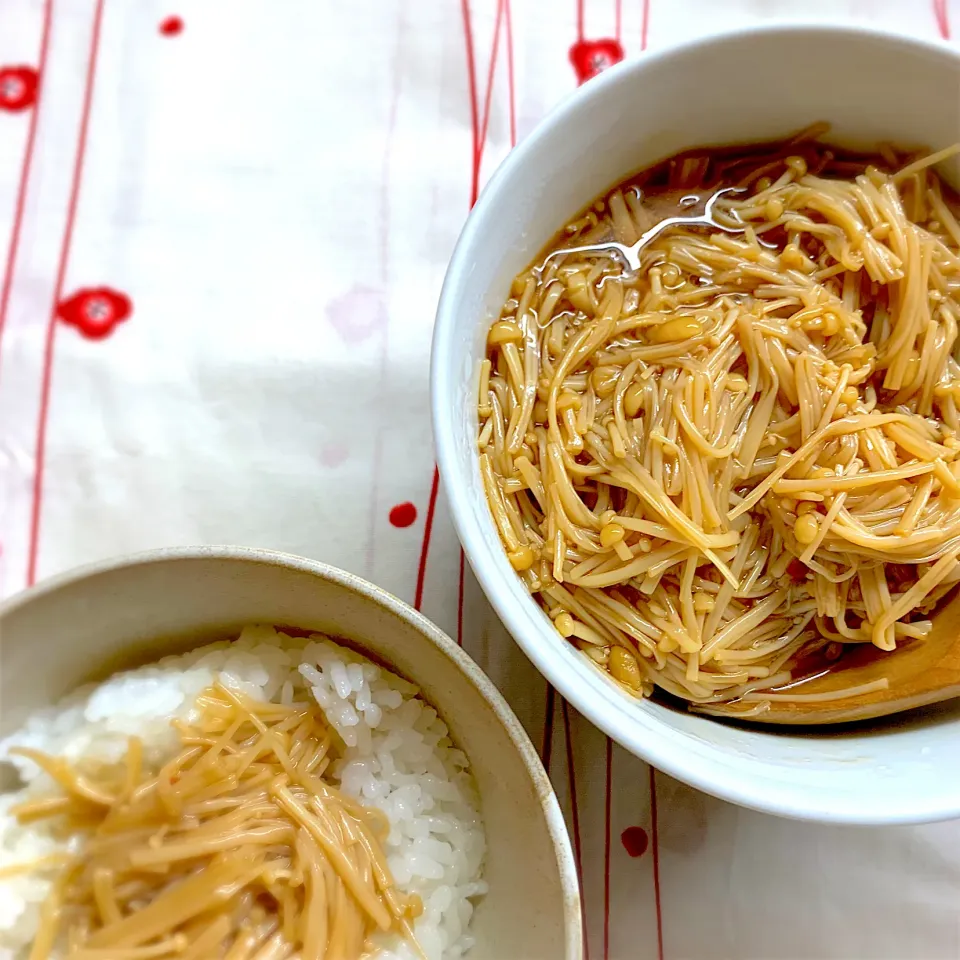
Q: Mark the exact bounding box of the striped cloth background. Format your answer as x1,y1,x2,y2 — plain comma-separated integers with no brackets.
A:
1,1,959,957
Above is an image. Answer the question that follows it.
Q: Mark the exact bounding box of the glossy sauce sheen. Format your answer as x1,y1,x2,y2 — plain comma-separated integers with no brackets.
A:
540,135,960,272
481,130,960,709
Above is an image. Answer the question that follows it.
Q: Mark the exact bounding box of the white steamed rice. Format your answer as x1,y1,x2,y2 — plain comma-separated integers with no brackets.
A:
0,625,487,959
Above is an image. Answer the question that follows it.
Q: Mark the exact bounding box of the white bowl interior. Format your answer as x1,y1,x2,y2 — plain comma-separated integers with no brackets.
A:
0,549,582,959
432,25,960,824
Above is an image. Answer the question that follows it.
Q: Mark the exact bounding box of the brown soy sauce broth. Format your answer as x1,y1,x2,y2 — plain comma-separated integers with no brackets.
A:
649,629,905,724
543,129,960,268
518,130,960,713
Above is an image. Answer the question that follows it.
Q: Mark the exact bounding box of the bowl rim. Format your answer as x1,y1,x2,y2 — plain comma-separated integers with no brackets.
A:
0,545,584,959
431,21,960,826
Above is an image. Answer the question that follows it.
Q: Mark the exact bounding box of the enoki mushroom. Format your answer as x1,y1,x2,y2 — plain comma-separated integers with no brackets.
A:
8,682,423,960
478,128,960,706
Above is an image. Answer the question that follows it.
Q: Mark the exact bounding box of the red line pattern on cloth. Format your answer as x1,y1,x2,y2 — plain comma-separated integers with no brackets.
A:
27,0,108,586
363,1,407,579
633,9,663,954
457,550,465,646
603,736,612,960
461,0,480,180
484,0,536,770
0,1,54,372
413,465,440,610
650,765,664,960
412,0,481,613
413,0,480,612
418,0,511,617
9,3,958,959
504,0,517,147
541,683,556,771
475,0,505,205
934,0,951,37
638,7,662,953
562,698,590,960
455,0,516,645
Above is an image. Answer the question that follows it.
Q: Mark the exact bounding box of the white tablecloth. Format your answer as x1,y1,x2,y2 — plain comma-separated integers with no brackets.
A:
2,1,959,957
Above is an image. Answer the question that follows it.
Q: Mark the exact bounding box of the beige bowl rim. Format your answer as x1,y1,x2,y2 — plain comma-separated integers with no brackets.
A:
0,544,584,960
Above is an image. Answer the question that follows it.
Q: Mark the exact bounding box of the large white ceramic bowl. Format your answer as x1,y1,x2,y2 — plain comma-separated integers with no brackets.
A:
432,24,960,825
0,547,582,960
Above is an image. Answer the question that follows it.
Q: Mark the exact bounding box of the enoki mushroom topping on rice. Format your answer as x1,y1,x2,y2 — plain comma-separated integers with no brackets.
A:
477,127,960,706
3,683,425,960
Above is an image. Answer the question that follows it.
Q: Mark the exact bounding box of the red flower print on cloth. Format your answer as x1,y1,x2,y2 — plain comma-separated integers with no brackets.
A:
57,287,133,340
0,66,39,112
326,285,387,344
568,39,624,85
389,502,417,528
320,441,349,468
159,15,184,36
620,825,649,858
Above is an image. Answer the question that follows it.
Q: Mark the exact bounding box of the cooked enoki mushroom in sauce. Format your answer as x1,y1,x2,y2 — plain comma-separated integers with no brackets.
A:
478,127,960,708
4,683,423,960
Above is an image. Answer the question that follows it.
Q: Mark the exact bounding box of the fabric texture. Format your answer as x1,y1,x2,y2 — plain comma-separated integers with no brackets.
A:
1,1,958,957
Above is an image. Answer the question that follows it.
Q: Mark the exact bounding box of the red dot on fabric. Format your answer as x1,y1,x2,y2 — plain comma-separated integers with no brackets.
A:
389,502,417,528
568,38,624,85
56,287,133,340
159,16,184,36
0,66,39,112
620,825,649,858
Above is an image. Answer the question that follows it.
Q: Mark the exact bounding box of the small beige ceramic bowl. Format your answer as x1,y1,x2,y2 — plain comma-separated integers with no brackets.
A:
0,546,582,960
432,24,960,824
